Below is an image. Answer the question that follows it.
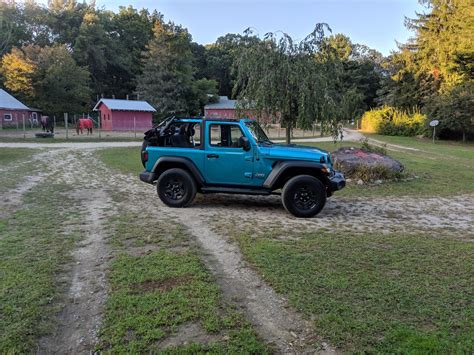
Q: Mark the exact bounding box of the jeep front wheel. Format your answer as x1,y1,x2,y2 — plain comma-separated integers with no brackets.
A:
157,168,197,207
281,175,326,218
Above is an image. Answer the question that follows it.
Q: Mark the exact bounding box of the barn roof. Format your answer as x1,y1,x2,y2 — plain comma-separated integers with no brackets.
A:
204,96,236,110
0,89,30,110
93,98,156,112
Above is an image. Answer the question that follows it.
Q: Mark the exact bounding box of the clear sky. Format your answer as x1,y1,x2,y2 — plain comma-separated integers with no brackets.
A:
52,0,427,55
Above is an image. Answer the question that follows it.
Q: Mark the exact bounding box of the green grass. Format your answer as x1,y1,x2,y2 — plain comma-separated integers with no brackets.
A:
99,209,268,353
100,250,267,353
96,147,143,175
308,137,474,197
0,185,81,352
0,148,38,165
236,231,474,353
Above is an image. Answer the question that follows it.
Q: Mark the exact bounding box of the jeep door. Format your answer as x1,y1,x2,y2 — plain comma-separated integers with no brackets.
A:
204,122,254,185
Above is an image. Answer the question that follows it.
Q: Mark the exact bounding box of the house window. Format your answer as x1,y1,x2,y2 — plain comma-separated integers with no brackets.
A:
4,113,12,121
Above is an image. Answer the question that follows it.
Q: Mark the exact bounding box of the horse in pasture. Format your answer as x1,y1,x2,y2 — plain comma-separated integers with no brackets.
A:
40,116,54,133
76,118,94,135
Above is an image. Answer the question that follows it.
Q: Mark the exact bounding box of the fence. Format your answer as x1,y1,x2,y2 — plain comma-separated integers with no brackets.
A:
0,115,339,141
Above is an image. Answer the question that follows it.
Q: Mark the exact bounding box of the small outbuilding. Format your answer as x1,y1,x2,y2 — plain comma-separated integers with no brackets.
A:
93,98,156,131
204,96,238,119
0,89,41,128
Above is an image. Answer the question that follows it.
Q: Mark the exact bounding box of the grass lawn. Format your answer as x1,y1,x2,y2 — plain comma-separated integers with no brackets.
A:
95,147,268,353
96,147,143,176
309,136,474,197
236,230,474,353
0,148,38,165
0,185,80,352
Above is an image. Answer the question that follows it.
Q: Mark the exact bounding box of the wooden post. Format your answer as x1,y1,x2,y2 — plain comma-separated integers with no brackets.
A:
98,112,101,138
53,115,56,130
433,126,436,143
134,116,136,139
22,114,26,139
64,113,68,140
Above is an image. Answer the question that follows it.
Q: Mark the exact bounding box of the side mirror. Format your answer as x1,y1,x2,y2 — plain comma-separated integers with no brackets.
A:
239,136,251,151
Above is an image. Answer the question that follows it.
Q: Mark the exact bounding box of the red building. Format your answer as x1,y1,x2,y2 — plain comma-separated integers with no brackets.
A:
204,96,260,121
0,89,41,128
93,98,156,131
204,96,238,119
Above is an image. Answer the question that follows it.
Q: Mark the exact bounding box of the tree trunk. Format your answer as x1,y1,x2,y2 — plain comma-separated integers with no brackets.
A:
462,129,466,143
286,121,292,144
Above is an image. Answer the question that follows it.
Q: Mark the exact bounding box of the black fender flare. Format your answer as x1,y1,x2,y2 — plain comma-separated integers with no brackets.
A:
263,161,329,189
152,156,205,185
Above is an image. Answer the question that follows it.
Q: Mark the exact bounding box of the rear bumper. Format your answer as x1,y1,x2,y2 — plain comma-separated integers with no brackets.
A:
139,171,156,184
329,171,346,191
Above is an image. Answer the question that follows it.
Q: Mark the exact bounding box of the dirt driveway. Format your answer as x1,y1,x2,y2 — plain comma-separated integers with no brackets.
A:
2,145,473,353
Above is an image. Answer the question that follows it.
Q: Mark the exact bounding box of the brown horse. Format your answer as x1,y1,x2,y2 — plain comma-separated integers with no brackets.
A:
76,118,94,135
40,116,54,133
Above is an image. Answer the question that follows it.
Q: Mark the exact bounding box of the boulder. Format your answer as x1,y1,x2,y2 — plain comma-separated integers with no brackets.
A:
332,147,403,176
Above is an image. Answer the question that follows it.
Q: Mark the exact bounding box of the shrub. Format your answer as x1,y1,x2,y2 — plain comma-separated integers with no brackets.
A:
360,106,427,136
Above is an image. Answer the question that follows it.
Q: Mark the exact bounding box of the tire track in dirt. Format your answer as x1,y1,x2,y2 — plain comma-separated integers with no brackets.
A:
174,213,334,354
37,150,114,354
94,157,335,353
0,149,63,219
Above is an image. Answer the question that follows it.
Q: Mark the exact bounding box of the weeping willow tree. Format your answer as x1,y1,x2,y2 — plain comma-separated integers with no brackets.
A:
233,24,348,143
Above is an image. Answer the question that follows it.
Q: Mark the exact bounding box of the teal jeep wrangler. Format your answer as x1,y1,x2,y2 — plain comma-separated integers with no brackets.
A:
139,117,345,218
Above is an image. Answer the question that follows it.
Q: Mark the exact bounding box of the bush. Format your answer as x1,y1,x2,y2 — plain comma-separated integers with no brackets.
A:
361,106,427,136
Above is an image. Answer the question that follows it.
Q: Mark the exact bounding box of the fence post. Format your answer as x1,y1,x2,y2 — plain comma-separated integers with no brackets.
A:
53,115,56,130
64,113,68,140
134,116,136,139
98,113,101,138
22,114,26,139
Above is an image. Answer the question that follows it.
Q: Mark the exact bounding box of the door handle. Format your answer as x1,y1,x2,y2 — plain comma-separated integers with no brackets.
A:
207,154,219,159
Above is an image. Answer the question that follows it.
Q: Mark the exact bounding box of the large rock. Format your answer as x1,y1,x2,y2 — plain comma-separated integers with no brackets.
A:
332,147,403,176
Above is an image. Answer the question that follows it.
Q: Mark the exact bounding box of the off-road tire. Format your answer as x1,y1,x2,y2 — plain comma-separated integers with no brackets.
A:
157,168,197,208
141,140,149,168
281,175,326,218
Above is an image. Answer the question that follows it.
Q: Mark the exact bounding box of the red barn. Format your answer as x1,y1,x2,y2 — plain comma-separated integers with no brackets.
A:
0,89,41,128
204,96,238,119
93,98,156,131
204,96,259,120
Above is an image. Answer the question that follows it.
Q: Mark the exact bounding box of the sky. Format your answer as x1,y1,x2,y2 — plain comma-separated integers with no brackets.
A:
48,0,426,55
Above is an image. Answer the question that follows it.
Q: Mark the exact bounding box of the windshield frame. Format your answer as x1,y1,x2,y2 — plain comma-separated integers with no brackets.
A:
245,121,272,144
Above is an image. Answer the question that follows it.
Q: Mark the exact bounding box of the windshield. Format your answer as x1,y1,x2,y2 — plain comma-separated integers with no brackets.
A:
245,121,272,144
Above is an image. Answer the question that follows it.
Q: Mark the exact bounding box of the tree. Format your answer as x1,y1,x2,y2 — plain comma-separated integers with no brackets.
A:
426,82,473,141
1,44,90,115
34,45,91,115
0,47,36,100
233,25,347,143
137,20,217,118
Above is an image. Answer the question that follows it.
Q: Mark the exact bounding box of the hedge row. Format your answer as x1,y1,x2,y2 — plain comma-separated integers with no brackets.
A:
360,106,426,136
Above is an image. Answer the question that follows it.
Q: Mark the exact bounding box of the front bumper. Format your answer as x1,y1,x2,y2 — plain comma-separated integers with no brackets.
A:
139,171,156,184
329,171,346,191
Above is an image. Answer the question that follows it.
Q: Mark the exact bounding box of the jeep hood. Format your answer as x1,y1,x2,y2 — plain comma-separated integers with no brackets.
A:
259,143,329,162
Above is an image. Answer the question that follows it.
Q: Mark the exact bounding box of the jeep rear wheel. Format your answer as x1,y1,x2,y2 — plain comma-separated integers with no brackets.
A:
157,168,197,207
282,175,326,218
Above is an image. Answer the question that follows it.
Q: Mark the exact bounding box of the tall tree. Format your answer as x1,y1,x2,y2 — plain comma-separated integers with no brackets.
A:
233,26,347,143
0,47,36,100
136,20,217,118
0,44,90,115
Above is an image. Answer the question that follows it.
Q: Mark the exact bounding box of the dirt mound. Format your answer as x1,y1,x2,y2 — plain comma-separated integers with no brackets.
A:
332,147,404,177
